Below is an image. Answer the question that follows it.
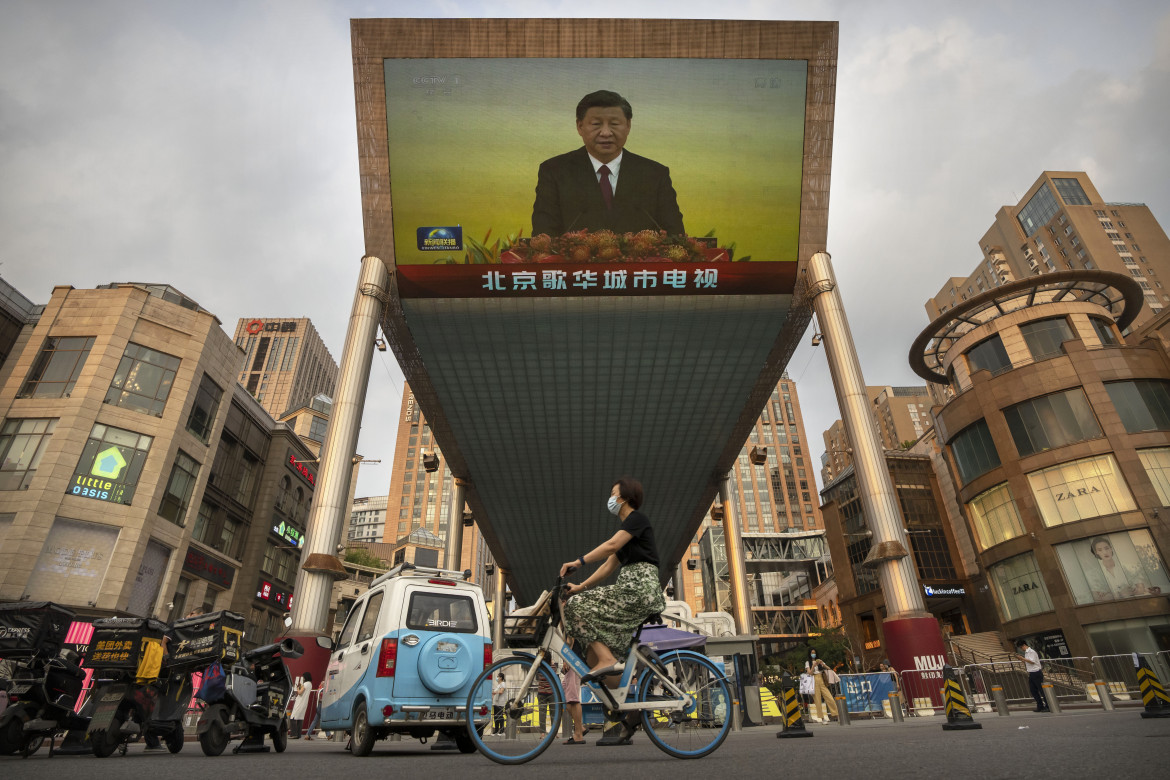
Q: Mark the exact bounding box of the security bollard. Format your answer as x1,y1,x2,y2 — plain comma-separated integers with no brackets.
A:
1094,681,1114,712
776,672,814,739
1042,683,1062,714
941,665,982,731
991,685,1010,716
835,696,850,726
888,692,904,723
732,697,742,732
1135,655,1170,718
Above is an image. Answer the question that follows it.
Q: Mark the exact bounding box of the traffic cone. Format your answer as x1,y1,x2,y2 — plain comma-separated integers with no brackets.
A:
1135,655,1170,719
941,665,981,731
776,672,813,739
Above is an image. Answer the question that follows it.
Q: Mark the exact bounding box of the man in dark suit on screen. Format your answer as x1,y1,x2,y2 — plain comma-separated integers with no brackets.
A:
532,90,686,237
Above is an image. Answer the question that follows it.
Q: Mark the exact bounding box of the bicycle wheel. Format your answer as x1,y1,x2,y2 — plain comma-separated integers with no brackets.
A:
465,657,563,765
637,650,732,759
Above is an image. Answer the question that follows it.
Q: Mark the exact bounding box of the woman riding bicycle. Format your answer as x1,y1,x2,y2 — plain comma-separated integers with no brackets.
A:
471,480,730,762
559,478,665,689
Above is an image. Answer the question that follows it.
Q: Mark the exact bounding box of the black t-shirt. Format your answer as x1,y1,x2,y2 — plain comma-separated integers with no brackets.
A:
617,510,659,567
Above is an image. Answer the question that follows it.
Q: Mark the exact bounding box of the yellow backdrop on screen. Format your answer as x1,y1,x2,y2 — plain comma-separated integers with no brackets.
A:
384,58,807,264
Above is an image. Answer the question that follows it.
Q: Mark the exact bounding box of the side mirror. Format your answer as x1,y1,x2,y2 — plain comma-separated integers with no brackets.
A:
316,636,334,651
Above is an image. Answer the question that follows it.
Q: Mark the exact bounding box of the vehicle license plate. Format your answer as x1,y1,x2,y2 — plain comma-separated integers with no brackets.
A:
436,641,457,653
424,708,454,720
89,703,118,730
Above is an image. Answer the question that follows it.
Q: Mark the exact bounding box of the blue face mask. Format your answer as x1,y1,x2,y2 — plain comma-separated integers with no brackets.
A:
607,496,623,516
810,653,816,659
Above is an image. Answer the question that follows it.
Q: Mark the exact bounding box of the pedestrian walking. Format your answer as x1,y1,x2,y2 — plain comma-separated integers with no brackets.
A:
536,668,554,731
304,677,326,739
562,662,586,745
1015,640,1049,712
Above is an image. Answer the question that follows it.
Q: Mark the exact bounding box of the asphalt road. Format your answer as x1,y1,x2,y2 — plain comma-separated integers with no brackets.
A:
6,709,1167,780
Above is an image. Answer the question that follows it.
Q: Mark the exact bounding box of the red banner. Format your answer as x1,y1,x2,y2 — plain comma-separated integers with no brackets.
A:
396,261,797,299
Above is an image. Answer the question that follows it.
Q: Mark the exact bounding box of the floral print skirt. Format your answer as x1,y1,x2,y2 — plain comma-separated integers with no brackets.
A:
563,562,665,656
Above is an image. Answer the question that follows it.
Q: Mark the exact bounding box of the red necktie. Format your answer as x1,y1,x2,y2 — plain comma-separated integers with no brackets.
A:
598,164,613,209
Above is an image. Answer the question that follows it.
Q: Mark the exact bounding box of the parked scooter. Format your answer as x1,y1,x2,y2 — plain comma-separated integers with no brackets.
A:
0,602,87,757
84,617,188,757
197,636,303,756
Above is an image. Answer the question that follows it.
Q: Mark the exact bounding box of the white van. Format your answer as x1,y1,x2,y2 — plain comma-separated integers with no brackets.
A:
318,563,493,756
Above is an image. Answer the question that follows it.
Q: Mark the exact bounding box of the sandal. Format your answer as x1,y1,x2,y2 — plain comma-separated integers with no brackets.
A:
581,664,625,685
563,737,586,745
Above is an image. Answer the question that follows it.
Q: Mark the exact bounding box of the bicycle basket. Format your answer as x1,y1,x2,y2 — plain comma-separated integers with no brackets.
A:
503,614,546,647
503,590,552,648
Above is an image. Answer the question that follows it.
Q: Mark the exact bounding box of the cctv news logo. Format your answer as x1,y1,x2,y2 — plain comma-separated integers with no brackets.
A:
417,226,463,252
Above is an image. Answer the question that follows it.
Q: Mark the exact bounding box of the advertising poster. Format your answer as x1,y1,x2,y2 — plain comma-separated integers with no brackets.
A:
23,517,119,603
1055,529,1169,606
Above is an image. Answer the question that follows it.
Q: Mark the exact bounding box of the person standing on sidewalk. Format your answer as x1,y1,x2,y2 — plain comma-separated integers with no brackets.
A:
491,672,507,734
806,651,838,723
1015,640,1049,712
289,673,311,737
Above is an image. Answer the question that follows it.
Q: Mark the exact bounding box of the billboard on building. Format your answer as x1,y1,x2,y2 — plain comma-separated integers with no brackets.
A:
353,19,836,298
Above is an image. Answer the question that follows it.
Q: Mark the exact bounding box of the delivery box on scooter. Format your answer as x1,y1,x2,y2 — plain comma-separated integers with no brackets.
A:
0,601,75,658
85,617,169,674
169,610,245,671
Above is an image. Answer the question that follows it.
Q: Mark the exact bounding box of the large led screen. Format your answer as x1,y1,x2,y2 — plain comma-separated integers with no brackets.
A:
384,58,807,266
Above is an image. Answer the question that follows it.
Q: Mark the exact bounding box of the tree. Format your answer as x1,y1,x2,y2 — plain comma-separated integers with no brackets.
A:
766,625,858,677
344,547,386,569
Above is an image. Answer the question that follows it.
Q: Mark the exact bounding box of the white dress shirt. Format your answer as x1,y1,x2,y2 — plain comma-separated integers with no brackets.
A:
587,152,623,195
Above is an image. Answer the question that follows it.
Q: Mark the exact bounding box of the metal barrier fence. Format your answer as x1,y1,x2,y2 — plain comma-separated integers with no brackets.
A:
896,669,948,716
1089,652,1170,701
956,658,1095,709
892,653,1170,716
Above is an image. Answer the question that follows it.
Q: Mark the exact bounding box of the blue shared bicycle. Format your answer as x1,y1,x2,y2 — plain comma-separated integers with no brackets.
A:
465,576,731,764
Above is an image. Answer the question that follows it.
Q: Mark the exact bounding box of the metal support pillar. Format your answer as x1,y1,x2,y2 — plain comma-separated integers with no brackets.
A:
444,478,468,572
492,568,507,650
718,475,753,636
290,256,389,634
805,252,945,678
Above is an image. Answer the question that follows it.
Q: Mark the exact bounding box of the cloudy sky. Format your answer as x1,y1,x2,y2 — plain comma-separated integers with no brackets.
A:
3,0,1169,498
